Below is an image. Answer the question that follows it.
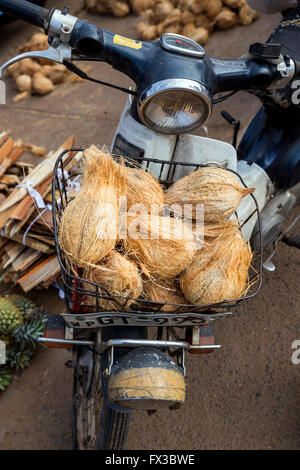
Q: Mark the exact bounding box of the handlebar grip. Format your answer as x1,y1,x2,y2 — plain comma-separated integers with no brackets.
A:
0,0,50,29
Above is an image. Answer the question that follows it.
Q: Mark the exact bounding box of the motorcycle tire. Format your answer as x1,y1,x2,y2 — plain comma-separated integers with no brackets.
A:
72,344,130,450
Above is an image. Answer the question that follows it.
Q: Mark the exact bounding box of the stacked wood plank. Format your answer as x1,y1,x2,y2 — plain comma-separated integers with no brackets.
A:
0,131,83,292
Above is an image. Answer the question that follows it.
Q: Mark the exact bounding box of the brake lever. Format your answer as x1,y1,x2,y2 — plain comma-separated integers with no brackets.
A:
0,43,72,80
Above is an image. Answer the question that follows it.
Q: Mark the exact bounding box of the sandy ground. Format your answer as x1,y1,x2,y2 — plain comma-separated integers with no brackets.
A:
0,1,299,450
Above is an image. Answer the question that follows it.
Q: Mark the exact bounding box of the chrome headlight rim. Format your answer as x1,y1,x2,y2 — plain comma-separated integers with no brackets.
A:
138,78,212,135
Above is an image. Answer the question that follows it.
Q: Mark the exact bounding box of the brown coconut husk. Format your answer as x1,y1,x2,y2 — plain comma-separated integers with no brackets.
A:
215,7,238,29
190,27,209,45
124,214,197,279
112,1,131,17
136,22,158,40
180,226,252,305
239,4,258,25
125,165,165,213
143,278,187,311
83,251,143,310
15,74,32,93
32,72,54,95
165,166,254,223
58,146,126,267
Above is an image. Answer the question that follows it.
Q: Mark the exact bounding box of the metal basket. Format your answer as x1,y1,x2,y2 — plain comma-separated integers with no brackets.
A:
52,148,263,328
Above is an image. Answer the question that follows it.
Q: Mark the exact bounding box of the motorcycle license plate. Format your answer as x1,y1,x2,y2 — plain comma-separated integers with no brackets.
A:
61,311,232,328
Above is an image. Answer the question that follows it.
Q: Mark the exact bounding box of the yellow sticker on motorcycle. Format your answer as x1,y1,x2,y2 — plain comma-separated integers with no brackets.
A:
113,35,142,50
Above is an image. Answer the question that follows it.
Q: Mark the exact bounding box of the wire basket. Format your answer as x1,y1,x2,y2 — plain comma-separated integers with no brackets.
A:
52,148,263,328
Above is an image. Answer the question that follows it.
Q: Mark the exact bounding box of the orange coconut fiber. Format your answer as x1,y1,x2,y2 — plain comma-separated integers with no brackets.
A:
180,226,252,305
165,166,254,222
125,165,165,213
143,278,187,312
83,251,143,311
58,146,126,267
124,214,198,279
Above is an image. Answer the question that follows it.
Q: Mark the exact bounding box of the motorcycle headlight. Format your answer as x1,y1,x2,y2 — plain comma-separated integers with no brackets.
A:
138,79,212,134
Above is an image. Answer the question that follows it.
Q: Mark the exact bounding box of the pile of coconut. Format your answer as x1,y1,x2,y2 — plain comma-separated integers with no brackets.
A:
57,146,255,312
85,0,258,43
7,32,85,102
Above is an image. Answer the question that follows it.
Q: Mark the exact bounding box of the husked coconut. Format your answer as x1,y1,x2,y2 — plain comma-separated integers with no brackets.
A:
124,214,197,279
165,166,254,222
181,226,252,305
83,251,143,310
32,72,54,95
143,278,187,311
15,74,32,93
58,147,126,267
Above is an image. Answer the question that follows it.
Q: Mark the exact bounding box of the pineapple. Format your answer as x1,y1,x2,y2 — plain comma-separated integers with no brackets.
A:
0,297,23,334
0,367,12,391
8,295,37,319
6,345,33,371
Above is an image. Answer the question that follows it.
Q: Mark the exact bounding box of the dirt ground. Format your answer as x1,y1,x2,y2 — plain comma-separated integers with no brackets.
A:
0,1,299,450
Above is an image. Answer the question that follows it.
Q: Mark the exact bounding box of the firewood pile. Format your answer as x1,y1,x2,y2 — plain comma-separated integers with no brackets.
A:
0,131,82,292
7,33,86,102
85,0,258,43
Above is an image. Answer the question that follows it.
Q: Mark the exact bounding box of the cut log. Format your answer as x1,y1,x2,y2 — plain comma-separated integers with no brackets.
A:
0,138,14,163
12,247,42,272
0,146,24,177
18,254,60,292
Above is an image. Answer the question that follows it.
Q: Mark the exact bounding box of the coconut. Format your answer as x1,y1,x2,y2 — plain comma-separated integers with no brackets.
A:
180,227,252,305
239,4,259,25
58,146,126,267
42,64,66,85
15,74,32,93
164,24,182,35
181,10,196,25
19,58,42,76
7,62,20,78
182,22,196,37
195,14,215,33
190,0,205,15
124,214,197,279
223,0,245,8
136,23,158,40
130,0,153,15
163,8,182,27
202,0,222,18
112,1,131,17
32,72,54,95
190,27,209,45
143,278,186,311
85,0,98,10
19,32,49,53
215,7,238,29
83,251,143,310
165,166,254,223
156,22,166,37
155,1,174,22
125,165,165,212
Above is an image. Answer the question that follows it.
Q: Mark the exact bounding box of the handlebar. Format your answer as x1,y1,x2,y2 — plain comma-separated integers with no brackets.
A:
0,0,49,29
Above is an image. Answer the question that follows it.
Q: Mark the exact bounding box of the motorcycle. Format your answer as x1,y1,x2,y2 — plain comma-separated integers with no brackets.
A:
0,0,299,451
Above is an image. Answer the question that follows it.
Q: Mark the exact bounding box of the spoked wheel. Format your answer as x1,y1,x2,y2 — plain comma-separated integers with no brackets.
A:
72,345,130,450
